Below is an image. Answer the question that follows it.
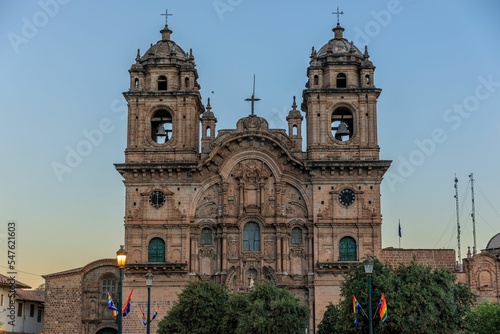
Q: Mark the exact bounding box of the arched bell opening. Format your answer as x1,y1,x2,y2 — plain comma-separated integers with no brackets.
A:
331,107,353,142
151,109,173,144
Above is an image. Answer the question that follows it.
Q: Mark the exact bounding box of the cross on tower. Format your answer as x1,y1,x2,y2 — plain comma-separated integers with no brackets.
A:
161,9,173,25
244,75,261,116
332,7,344,25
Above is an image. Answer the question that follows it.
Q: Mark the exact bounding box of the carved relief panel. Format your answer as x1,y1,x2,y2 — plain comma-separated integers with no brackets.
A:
228,234,239,260
263,234,276,261
196,185,219,218
228,159,275,216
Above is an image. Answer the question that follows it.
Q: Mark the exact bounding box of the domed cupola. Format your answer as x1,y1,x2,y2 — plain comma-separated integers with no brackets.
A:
306,23,376,90
315,24,364,63
140,25,190,65
127,24,200,93
486,233,500,252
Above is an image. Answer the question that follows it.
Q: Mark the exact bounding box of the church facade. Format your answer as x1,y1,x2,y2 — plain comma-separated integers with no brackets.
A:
44,19,419,333
115,20,390,332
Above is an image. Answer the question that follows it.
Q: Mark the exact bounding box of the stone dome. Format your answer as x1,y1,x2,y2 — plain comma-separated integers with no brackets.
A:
486,233,500,250
316,24,363,60
140,25,190,64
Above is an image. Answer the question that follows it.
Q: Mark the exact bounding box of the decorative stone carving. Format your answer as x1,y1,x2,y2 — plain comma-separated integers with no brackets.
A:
228,235,239,259
264,235,276,259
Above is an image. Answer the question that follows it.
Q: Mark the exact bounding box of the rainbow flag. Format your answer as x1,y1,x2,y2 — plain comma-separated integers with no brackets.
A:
140,304,159,325
378,293,387,323
152,306,158,320
107,292,118,316
140,304,147,326
352,295,362,325
122,289,134,317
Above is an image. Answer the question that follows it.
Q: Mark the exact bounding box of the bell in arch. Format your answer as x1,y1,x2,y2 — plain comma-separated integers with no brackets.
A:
336,121,349,137
156,124,167,137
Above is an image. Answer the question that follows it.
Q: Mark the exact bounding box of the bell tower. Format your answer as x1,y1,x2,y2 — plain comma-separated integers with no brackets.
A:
303,21,391,327
302,23,380,161
123,23,204,163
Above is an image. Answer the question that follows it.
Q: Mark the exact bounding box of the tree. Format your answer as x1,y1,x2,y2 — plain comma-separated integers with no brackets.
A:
316,303,346,334
35,283,45,291
157,280,309,334
234,281,309,334
156,280,230,334
464,302,500,334
317,259,475,334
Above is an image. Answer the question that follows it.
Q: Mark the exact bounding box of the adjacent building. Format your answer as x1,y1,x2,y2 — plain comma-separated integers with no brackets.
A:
0,274,44,334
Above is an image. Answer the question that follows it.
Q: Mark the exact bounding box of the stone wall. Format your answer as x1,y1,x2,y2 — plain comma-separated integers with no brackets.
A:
43,259,119,334
44,268,83,334
381,247,457,271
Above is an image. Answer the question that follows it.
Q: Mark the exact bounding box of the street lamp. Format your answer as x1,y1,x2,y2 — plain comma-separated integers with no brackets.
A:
145,272,153,334
363,256,374,334
116,245,127,334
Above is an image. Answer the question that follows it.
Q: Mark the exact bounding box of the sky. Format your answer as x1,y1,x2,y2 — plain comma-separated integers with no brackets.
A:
0,0,499,289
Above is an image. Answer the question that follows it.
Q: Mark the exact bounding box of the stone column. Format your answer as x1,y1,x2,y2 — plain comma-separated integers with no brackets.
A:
276,231,282,273
222,227,227,272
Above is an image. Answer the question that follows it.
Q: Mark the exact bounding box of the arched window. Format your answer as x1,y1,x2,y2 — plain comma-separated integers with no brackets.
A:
243,222,260,251
148,238,165,262
157,75,167,90
96,328,118,334
331,107,353,142
292,125,298,136
134,78,139,88
151,109,172,144
313,75,319,85
206,126,211,137
201,227,213,245
185,77,190,88
339,237,357,261
336,73,347,88
291,227,302,245
101,275,116,300
365,74,371,85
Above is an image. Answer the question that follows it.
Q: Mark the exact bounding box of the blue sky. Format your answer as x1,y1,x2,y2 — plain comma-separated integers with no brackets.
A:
1,0,499,288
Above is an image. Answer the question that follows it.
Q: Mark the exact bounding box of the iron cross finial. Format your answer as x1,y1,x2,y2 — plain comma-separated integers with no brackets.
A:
332,7,344,25
244,75,261,116
161,9,173,25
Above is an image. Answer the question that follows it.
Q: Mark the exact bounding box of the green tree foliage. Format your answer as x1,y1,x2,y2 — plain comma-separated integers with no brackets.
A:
157,280,309,334
317,259,475,334
156,280,229,334
316,303,345,333
464,302,500,334
233,281,309,334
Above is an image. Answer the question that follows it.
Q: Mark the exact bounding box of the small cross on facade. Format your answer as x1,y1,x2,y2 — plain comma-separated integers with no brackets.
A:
161,9,173,25
332,7,344,25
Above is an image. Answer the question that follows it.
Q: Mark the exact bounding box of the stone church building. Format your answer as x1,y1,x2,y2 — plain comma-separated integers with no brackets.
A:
43,19,498,334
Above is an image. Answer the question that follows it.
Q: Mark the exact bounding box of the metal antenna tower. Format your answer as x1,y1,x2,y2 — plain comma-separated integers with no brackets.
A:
469,173,477,255
454,175,461,264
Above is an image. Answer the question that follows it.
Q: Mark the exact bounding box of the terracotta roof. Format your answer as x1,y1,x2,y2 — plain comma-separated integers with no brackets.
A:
16,289,45,303
0,273,31,289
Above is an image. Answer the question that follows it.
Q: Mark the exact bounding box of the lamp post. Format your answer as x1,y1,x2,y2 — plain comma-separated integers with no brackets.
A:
116,245,127,334
145,272,153,334
364,256,374,334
